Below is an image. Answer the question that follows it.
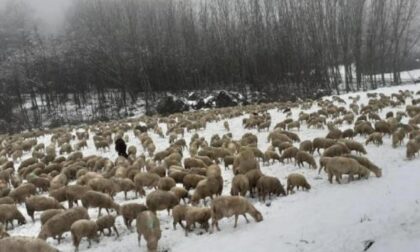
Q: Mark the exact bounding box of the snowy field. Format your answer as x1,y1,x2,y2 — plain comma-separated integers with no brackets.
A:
8,83,420,252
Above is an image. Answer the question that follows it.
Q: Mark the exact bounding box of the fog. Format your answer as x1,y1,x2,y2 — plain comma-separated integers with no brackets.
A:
0,0,73,33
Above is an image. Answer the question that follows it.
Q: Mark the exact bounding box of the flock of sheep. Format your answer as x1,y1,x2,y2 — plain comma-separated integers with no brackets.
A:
0,87,420,252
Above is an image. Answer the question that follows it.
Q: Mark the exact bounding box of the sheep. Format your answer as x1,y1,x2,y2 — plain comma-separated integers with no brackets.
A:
184,158,208,169
287,121,300,131
392,128,405,148
134,172,161,196
233,150,260,175
325,157,370,184
223,121,230,131
245,169,264,198
87,177,119,198
365,132,383,146
230,174,250,197
286,173,311,194
25,195,64,222
170,187,190,204
120,203,148,230
191,176,222,206
96,215,119,237
65,184,90,208
299,140,314,154
81,191,120,217
172,204,188,230
342,128,355,139
342,154,382,177
295,151,317,169
0,197,14,205
71,219,99,252
256,176,286,202
157,177,176,191
28,176,50,193
0,236,59,252
183,174,206,191
339,139,367,155
318,156,332,174
210,196,263,232
223,155,234,170
40,209,64,225
313,138,336,154
322,143,350,157
279,146,299,163
406,140,420,159
38,207,90,243
112,178,135,200
49,187,67,203
184,207,212,236
9,183,37,204
146,190,179,214
136,211,161,252
263,151,281,165
0,204,26,230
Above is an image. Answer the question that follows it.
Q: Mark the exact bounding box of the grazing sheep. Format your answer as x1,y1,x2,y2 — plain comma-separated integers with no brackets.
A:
233,150,260,175
392,129,405,148
183,174,206,191
245,169,264,198
0,236,59,252
146,190,179,214
340,140,367,155
49,187,67,203
286,173,311,194
25,196,64,222
313,138,336,154
406,140,420,159
0,197,14,205
120,203,148,230
211,196,263,232
71,219,99,252
190,176,219,205
256,176,286,202
65,184,90,208
172,205,188,230
295,151,317,169
326,157,370,184
279,146,299,163
157,177,176,191
184,207,212,236
365,132,383,146
299,140,314,154
170,187,190,204
136,211,161,251
263,151,281,165
40,209,64,225
184,158,208,169
230,174,250,197
96,215,119,237
322,143,350,157
134,172,160,196
88,177,119,198
81,191,120,217
0,204,26,230
9,183,37,204
342,154,382,177
38,207,90,243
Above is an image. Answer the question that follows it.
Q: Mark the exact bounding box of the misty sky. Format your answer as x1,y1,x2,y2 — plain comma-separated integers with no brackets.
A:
0,0,73,33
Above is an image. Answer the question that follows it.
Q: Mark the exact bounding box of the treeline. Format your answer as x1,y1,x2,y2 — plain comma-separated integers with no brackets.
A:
0,0,419,132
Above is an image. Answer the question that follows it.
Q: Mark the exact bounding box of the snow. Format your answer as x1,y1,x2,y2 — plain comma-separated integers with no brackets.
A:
8,83,420,252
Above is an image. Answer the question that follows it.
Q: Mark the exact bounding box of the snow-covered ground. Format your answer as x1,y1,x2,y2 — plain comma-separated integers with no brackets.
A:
8,83,420,252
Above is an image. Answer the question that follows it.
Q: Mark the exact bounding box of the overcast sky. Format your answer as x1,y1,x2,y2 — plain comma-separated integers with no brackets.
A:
0,0,73,33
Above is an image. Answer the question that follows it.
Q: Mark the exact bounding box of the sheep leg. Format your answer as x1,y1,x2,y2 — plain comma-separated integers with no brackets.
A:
105,208,110,214
138,234,142,246
88,238,92,248
98,208,102,217
107,228,112,236
113,225,119,237
243,214,250,223
124,191,127,200
234,214,239,228
328,172,333,184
